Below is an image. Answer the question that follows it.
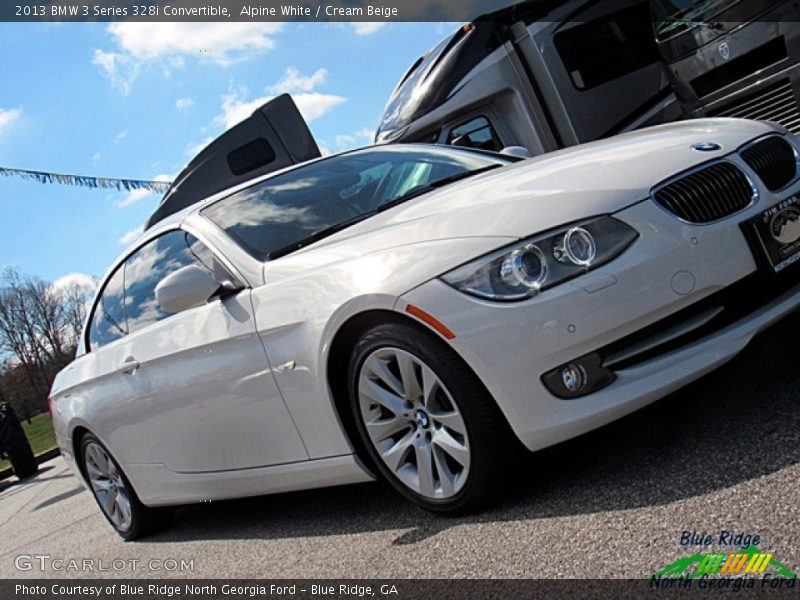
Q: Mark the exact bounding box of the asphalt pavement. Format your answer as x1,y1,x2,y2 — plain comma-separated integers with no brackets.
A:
1,311,799,579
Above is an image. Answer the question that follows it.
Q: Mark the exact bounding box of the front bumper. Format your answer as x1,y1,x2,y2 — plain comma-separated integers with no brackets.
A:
398,183,800,452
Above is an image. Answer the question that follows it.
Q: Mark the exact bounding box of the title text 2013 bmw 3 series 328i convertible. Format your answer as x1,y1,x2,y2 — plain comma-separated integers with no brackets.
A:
50,118,800,539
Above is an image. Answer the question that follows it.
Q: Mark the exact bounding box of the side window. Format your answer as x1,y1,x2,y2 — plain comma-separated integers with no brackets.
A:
186,235,216,273
124,231,216,334
447,117,503,151
553,3,659,90
88,266,127,351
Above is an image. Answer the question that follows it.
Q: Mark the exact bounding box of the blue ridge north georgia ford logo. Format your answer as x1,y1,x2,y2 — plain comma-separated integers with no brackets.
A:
770,206,800,244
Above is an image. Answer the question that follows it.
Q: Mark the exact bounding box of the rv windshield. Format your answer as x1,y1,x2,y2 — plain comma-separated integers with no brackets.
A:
376,33,457,141
652,0,739,40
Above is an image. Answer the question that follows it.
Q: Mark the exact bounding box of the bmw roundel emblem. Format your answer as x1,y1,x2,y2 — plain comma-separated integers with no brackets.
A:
692,142,722,152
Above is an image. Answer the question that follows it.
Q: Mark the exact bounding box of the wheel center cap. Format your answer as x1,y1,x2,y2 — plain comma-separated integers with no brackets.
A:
415,409,429,428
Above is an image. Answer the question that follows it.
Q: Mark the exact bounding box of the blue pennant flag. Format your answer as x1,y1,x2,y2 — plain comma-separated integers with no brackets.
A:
0,166,172,194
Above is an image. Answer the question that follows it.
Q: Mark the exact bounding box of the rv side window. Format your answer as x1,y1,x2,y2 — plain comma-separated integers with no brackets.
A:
553,3,659,90
447,117,502,151
227,138,276,176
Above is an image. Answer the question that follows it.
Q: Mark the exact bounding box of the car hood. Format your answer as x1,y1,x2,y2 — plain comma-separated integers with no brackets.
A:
265,118,778,279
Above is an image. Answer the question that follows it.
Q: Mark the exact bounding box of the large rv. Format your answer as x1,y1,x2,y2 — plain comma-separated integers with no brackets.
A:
376,0,800,154
375,0,681,155
652,0,800,134
145,0,799,228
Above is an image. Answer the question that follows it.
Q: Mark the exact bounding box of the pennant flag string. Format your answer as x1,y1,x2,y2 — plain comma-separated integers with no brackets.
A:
0,166,172,194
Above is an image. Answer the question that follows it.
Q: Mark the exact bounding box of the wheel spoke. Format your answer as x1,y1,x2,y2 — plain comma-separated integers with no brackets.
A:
433,428,470,469
91,478,113,492
115,492,132,529
420,365,439,408
429,409,466,436
380,430,415,472
364,356,404,397
109,499,120,524
432,446,456,496
88,445,110,475
414,439,435,497
96,448,112,475
85,460,105,479
100,488,117,515
396,353,422,402
359,376,406,416
366,416,410,443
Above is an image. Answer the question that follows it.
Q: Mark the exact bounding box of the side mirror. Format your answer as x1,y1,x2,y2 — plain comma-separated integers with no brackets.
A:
155,265,221,314
500,145,532,158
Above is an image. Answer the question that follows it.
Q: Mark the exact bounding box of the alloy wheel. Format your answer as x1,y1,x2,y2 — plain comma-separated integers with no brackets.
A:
84,441,132,531
357,347,471,499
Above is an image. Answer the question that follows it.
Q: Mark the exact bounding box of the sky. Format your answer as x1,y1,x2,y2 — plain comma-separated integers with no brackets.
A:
0,21,452,289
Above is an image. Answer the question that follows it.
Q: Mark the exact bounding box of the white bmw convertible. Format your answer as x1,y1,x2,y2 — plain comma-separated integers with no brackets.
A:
50,118,800,539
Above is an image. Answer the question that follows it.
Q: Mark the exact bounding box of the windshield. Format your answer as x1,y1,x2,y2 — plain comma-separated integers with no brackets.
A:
376,33,456,140
652,0,739,40
202,145,507,260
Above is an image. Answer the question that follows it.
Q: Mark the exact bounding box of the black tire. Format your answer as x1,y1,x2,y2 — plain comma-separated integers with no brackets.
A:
79,433,167,540
0,404,38,479
348,321,514,514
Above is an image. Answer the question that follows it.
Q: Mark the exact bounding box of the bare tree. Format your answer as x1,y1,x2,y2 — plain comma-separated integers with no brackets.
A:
0,270,47,399
59,279,97,349
0,268,96,411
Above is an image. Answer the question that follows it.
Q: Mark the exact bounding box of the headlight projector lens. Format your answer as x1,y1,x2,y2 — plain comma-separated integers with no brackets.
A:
554,227,597,266
500,244,547,289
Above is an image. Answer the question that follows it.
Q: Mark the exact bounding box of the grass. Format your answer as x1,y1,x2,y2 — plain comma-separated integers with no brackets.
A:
0,411,56,471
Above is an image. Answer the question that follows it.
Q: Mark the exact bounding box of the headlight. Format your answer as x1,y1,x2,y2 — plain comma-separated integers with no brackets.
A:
441,216,638,301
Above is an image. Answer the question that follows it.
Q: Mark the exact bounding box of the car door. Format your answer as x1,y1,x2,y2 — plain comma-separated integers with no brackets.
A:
111,229,308,472
73,262,138,464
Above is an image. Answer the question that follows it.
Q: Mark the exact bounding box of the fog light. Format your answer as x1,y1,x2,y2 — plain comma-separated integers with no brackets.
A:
542,353,615,399
561,363,587,393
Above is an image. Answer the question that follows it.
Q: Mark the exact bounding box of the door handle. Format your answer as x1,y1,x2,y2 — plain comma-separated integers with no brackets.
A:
116,356,140,375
